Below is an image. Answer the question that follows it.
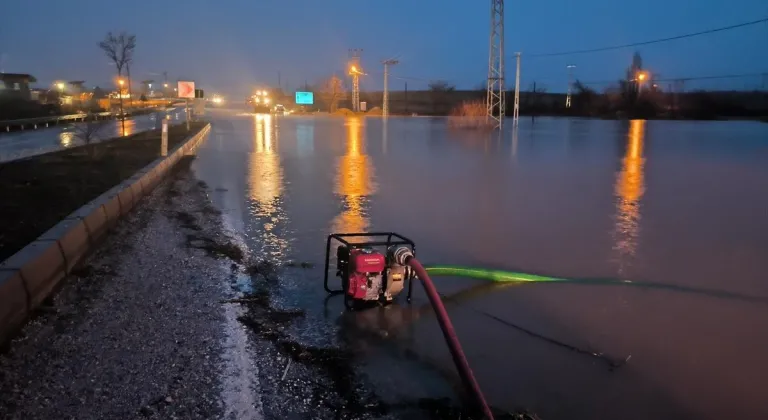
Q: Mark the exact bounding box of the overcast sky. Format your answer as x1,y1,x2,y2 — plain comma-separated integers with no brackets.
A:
1,0,766,96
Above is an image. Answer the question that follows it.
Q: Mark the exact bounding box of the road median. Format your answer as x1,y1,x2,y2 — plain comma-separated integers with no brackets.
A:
0,121,211,345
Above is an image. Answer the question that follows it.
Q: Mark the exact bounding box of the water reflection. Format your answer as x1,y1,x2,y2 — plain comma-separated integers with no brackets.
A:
382,119,388,155
117,118,136,137
613,119,646,271
511,124,518,158
59,132,74,148
331,117,378,233
296,122,314,157
248,114,287,258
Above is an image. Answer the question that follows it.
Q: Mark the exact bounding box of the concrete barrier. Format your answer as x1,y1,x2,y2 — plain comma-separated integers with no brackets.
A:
0,124,211,345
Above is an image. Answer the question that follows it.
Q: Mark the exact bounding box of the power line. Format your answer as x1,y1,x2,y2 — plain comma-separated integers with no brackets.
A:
574,72,767,86
525,16,768,58
367,70,454,83
365,17,767,86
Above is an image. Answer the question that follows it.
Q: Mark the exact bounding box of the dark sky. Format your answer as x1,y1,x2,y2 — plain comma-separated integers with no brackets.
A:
1,0,766,96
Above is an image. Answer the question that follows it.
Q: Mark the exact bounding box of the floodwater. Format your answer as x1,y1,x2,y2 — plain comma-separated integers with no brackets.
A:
193,109,768,420
0,109,184,163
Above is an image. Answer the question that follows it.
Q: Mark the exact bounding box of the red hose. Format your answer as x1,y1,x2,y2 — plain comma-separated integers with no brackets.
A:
407,258,495,420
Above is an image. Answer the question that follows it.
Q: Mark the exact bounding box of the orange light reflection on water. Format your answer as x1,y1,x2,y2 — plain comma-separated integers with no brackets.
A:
613,119,646,270
116,118,136,137
248,114,283,215
331,117,378,234
247,114,288,257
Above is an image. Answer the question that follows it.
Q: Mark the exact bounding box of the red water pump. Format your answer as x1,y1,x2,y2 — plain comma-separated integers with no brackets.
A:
323,232,416,306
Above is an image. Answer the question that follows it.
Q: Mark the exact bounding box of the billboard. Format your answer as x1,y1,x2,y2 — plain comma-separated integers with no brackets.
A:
295,91,314,105
178,81,195,99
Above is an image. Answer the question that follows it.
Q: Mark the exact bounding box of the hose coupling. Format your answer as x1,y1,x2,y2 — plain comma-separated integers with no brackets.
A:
390,246,414,266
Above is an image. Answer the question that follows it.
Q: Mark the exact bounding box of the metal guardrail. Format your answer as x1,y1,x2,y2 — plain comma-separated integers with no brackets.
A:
0,107,178,133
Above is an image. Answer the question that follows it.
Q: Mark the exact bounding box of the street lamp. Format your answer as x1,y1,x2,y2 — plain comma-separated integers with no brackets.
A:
56,82,65,91
636,71,649,82
116,79,126,133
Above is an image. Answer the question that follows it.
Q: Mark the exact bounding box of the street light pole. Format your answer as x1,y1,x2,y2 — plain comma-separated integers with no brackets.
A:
117,79,126,134
382,58,399,117
349,48,362,112
566,64,576,108
513,53,521,125
126,64,133,109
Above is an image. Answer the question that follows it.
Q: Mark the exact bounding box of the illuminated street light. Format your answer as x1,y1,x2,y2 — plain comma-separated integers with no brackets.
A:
264,97,270,104
118,79,125,86
56,82,65,91
163,83,168,88
636,71,648,82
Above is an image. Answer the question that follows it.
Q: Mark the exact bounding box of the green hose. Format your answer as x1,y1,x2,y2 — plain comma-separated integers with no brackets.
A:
424,265,768,305
425,265,568,283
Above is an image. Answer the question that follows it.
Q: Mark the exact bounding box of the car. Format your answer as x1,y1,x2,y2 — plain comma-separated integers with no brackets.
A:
248,89,272,114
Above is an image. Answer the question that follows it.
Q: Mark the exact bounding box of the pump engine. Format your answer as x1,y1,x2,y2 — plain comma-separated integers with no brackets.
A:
324,233,416,307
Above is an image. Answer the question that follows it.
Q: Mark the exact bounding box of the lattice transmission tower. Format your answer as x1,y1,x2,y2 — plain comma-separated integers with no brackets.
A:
486,0,505,128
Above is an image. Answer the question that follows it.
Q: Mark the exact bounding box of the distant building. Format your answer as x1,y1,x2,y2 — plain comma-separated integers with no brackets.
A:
0,73,37,101
68,81,86,95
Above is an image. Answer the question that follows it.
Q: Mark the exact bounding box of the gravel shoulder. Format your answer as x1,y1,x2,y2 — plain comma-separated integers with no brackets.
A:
0,156,237,420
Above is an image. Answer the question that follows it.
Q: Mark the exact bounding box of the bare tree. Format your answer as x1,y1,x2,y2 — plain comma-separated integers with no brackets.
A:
317,75,346,112
99,31,136,134
72,112,109,158
428,80,455,93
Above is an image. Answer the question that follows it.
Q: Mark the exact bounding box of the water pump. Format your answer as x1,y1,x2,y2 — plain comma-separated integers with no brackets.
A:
322,231,495,419
323,232,417,307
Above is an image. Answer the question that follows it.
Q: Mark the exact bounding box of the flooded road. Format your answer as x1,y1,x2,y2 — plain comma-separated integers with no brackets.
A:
193,109,768,419
0,109,184,163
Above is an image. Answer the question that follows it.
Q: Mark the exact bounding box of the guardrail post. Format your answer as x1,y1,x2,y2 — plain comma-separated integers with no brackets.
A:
161,119,168,157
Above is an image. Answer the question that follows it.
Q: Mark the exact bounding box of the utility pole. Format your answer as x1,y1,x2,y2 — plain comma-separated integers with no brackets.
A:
382,58,399,117
513,52,521,125
486,0,505,128
565,64,576,108
349,48,362,112
278,71,282,91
